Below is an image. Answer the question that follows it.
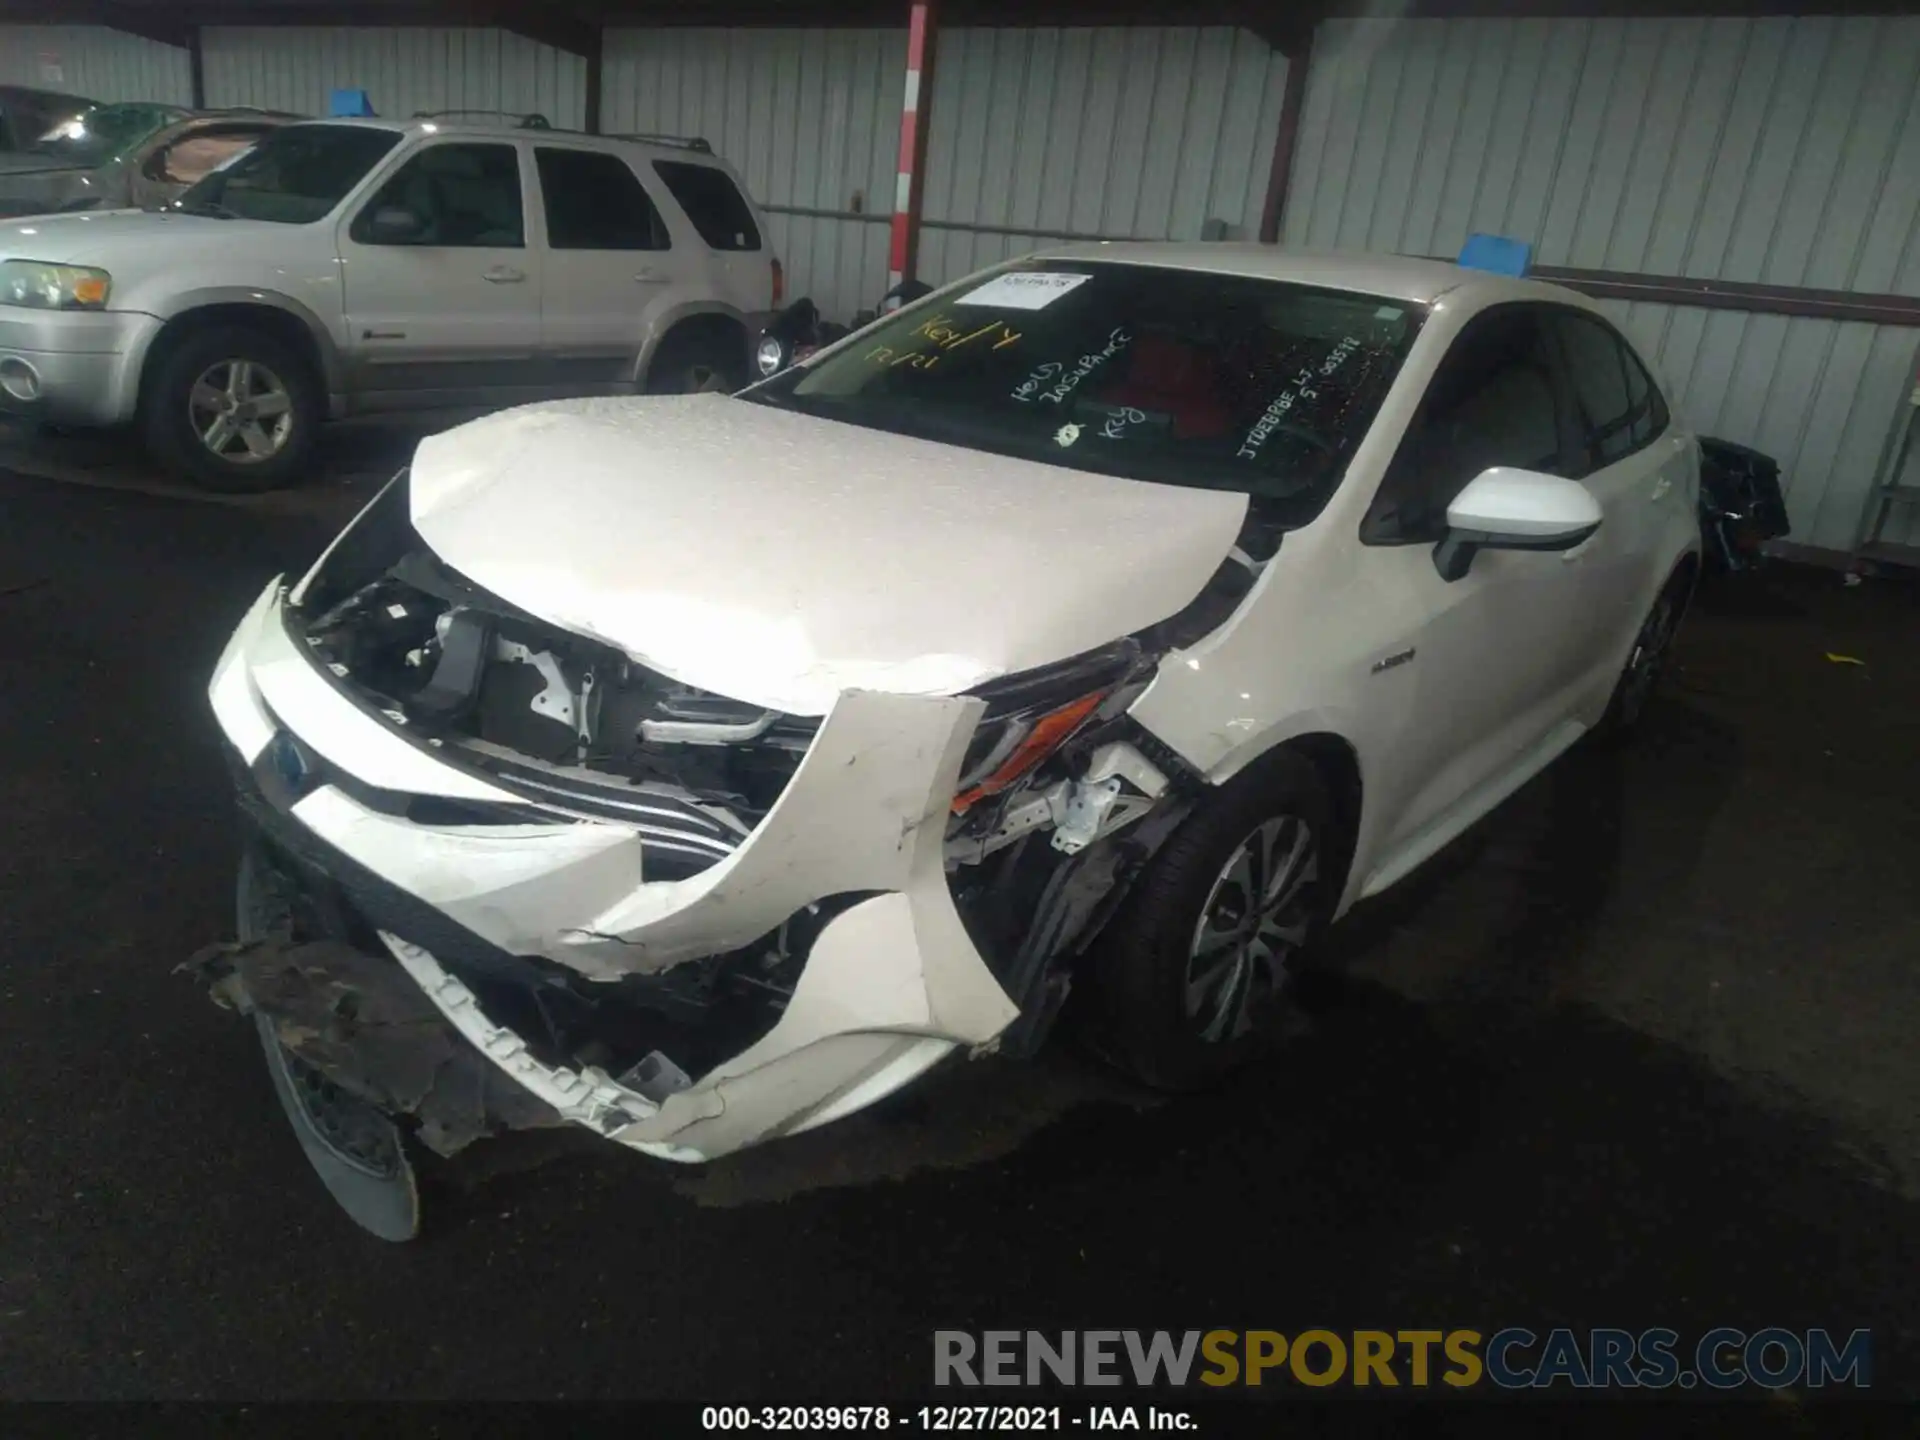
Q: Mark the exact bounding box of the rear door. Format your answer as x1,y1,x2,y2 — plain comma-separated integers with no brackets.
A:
650,157,776,315
336,137,544,406
1544,307,1694,682
531,143,680,390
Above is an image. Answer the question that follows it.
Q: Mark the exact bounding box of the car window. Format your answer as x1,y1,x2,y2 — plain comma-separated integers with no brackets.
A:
1552,310,1642,473
152,126,273,185
1362,307,1567,545
33,102,182,166
745,260,1424,530
535,147,667,250
653,160,761,251
1620,332,1671,448
177,124,401,224
354,142,524,247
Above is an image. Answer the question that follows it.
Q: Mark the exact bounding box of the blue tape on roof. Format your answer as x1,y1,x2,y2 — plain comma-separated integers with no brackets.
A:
1458,233,1532,277
330,89,375,117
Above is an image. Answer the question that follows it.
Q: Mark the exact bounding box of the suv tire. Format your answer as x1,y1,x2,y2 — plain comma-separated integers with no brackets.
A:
1083,749,1334,1092
142,324,321,492
647,325,748,395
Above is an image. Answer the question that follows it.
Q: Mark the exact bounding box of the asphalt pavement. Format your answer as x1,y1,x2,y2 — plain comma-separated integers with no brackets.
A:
1,456,1917,1413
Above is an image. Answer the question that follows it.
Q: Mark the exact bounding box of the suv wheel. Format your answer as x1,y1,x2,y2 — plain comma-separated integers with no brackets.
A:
1083,750,1334,1091
648,326,747,395
142,325,320,491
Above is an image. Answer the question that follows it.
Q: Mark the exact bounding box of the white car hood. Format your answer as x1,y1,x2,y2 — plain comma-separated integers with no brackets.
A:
408,395,1249,716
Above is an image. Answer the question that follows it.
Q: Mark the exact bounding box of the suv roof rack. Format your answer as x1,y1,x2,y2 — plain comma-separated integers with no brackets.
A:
411,109,554,129
606,130,713,154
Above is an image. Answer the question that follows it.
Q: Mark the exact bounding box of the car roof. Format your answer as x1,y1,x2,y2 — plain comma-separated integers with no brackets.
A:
290,114,727,163
1023,241,1585,309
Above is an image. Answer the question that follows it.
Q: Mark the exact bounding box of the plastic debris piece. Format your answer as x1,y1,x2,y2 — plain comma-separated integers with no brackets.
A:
1825,653,1867,666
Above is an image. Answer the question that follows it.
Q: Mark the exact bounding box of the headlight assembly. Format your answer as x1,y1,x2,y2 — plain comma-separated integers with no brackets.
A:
0,259,111,310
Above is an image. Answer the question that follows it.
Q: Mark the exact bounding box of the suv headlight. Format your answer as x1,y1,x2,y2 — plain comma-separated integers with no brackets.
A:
0,260,111,310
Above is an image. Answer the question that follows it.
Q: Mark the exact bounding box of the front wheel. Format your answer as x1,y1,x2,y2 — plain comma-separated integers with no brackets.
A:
1082,751,1334,1091
647,326,748,395
141,325,321,491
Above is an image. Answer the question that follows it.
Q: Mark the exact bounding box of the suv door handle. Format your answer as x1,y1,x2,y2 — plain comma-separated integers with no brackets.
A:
634,268,668,284
483,265,526,284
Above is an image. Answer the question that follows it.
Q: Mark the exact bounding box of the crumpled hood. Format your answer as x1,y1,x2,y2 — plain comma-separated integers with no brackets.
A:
408,395,1249,716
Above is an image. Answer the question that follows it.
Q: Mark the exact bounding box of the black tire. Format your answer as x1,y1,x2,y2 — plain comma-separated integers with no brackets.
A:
1598,566,1692,736
647,324,748,395
1082,750,1335,1092
140,323,322,492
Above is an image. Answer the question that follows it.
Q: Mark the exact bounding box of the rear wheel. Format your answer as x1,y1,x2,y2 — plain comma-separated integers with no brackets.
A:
1600,568,1691,734
141,324,321,491
647,325,748,395
1083,751,1334,1091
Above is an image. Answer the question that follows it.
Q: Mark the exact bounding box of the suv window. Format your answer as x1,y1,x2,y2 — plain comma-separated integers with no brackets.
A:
354,142,523,247
1363,307,1567,545
535,147,667,250
149,124,274,185
653,160,761,250
177,124,400,224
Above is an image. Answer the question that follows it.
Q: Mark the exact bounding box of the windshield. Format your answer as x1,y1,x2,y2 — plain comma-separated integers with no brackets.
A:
174,124,400,223
746,260,1424,527
33,103,183,167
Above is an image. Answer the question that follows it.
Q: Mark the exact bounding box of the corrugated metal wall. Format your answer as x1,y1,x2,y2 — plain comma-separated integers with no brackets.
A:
1285,14,1920,554
604,25,1286,325
604,27,905,328
916,27,1289,284
201,28,589,131
0,25,192,105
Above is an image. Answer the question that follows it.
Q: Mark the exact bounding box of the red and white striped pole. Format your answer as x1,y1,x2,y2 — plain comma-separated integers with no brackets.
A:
887,2,936,291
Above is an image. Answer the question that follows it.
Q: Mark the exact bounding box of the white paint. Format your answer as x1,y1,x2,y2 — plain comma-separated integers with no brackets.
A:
1447,468,1606,540
954,270,1092,310
206,244,1706,1168
407,393,1249,717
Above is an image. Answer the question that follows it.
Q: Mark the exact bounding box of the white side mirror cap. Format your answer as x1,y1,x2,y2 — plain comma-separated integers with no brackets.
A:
1447,466,1603,542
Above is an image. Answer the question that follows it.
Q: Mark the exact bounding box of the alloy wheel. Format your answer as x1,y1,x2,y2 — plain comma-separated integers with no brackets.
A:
1184,814,1319,1043
1617,593,1679,725
187,358,295,464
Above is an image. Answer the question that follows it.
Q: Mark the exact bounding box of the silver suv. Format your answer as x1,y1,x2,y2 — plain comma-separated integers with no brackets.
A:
0,114,780,489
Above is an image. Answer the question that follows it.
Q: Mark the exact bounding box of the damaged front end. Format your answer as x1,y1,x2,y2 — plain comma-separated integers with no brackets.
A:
201,465,1255,1200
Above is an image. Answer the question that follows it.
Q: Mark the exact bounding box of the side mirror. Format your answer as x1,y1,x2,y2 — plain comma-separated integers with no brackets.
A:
1433,467,1602,582
364,206,424,244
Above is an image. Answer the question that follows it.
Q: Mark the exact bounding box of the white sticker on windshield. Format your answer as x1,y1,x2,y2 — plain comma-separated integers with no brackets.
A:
956,271,1093,310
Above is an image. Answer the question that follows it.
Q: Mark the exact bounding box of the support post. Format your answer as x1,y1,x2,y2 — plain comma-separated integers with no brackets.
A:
584,25,603,134
1258,23,1313,245
887,1,937,290
188,25,206,109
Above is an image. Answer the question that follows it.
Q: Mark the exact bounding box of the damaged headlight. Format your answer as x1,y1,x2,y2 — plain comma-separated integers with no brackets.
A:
951,640,1146,815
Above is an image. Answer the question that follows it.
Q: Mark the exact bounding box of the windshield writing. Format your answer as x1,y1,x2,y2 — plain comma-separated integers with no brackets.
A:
749,261,1423,528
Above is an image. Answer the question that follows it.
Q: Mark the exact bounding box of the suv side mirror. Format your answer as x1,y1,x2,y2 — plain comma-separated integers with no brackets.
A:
1433,466,1603,582
364,206,424,244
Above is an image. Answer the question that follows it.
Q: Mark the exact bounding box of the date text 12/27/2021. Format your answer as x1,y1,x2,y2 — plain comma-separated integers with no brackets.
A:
701,1405,1197,1432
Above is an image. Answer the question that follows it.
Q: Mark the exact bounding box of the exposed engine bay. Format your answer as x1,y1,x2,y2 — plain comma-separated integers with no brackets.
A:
201,461,1275,1174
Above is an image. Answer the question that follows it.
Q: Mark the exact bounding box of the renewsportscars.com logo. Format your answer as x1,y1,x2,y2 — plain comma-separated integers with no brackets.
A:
933,1328,1872,1391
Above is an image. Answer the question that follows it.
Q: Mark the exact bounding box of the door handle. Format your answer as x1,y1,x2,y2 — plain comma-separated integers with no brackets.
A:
634,268,668,284
1651,475,1673,501
483,266,526,284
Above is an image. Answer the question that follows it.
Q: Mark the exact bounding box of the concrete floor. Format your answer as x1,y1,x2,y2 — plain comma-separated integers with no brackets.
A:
1,438,1917,1405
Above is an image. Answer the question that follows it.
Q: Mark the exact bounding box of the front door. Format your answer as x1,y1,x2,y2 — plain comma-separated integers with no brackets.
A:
336,138,543,407
1358,304,1601,855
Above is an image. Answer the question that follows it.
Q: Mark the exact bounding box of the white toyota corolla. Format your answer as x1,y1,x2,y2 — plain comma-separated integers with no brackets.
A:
201,245,1700,1238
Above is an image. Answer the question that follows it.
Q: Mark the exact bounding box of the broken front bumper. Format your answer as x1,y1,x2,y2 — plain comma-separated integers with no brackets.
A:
207,576,1021,1162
